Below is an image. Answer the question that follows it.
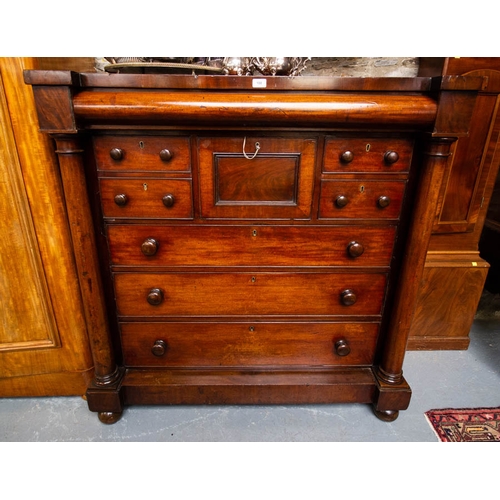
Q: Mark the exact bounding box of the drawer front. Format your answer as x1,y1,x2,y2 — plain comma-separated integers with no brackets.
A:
113,272,387,317
323,137,413,173
93,136,191,172
198,136,317,219
120,321,380,368
319,180,407,219
100,178,193,219
108,224,396,268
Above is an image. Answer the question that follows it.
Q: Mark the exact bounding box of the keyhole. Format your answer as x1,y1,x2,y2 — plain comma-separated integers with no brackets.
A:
251,276,256,283
139,141,145,149
360,185,365,193
143,183,148,191
366,144,371,152
252,229,258,237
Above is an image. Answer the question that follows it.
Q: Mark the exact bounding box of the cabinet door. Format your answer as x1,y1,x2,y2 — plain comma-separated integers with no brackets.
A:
433,93,499,233
0,58,93,396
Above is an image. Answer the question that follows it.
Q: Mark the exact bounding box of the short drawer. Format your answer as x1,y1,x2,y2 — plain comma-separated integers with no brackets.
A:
93,135,191,172
113,272,388,317
319,180,407,219
323,137,413,173
108,224,397,268
100,178,193,219
198,136,317,219
120,321,380,368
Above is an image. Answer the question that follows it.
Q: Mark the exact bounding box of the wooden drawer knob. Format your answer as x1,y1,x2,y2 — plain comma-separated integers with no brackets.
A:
110,148,124,161
141,238,159,256
334,339,351,357
335,195,349,208
347,241,364,258
114,193,128,206
151,339,168,357
377,195,391,208
159,149,173,162
341,289,357,306
384,150,399,165
162,194,175,207
340,151,354,164
147,288,164,306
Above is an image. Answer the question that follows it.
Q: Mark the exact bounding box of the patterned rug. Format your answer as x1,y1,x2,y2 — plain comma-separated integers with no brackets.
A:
425,407,500,442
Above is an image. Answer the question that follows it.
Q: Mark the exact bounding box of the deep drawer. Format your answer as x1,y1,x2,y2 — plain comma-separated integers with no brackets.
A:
113,272,388,317
100,178,193,219
93,135,191,172
319,180,407,219
107,224,397,268
323,137,413,173
120,321,380,368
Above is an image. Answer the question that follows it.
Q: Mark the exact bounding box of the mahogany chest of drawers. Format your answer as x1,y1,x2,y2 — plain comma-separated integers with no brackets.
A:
25,70,483,423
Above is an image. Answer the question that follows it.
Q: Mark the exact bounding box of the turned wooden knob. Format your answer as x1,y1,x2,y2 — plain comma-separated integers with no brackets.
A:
340,151,354,164
162,194,175,207
141,238,159,256
151,339,168,357
147,288,164,306
335,195,349,208
110,148,124,160
377,195,391,208
159,149,173,162
347,241,364,258
341,289,357,306
114,193,128,206
334,339,351,356
384,150,399,165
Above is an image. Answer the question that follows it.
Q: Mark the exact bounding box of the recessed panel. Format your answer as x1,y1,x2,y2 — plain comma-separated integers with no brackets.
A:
215,154,298,205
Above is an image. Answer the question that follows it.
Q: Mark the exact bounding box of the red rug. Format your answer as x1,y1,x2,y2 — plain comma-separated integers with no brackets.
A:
425,407,500,442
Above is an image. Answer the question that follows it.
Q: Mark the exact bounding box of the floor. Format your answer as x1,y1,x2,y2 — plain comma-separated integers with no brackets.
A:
1,291,499,443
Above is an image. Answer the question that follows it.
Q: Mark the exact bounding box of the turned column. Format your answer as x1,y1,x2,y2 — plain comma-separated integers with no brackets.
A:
377,137,456,384
53,135,120,386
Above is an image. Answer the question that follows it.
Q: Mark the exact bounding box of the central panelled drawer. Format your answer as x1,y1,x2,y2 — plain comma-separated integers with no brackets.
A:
119,321,380,368
113,272,387,317
107,225,397,267
198,136,317,219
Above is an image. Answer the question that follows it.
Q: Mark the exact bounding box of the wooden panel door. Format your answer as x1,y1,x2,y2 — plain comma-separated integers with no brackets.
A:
0,57,94,396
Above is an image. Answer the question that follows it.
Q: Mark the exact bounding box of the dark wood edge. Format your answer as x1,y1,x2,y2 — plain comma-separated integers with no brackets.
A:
24,70,437,92
23,69,81,86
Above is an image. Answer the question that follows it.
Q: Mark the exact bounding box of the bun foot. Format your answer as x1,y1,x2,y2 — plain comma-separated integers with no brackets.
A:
98,411,122,424
373,409,399,422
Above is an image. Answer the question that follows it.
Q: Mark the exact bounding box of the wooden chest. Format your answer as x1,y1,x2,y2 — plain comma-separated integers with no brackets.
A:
24,71,483,423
